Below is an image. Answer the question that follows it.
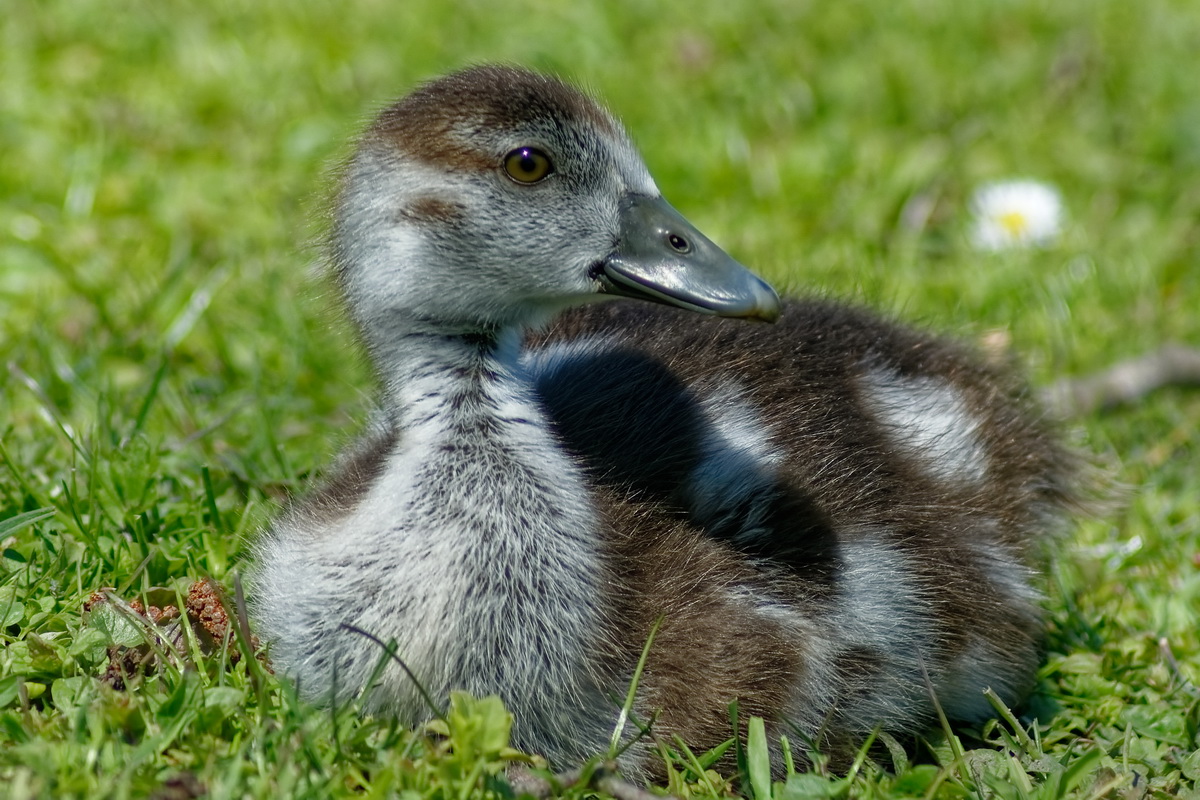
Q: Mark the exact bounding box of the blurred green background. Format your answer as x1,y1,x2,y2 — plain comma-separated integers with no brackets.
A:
2,0,1198,797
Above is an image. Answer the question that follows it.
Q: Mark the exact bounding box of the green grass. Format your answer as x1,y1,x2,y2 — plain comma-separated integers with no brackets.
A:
3,0,1199,796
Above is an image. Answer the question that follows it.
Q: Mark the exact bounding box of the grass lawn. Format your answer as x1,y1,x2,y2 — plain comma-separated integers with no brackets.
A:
3,0,1199,797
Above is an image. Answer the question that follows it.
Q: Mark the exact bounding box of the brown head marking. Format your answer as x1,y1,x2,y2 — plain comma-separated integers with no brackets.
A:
366,65,619,174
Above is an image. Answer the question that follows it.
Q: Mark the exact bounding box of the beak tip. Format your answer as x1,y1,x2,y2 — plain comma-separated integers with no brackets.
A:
744,281,782,323
753,305,782,324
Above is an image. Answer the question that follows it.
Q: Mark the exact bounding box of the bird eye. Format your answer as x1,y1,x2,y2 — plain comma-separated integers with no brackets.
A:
667,233,691,253
503,147,554,184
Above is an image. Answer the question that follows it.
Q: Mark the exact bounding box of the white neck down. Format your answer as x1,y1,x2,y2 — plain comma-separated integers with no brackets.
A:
253,324,620,761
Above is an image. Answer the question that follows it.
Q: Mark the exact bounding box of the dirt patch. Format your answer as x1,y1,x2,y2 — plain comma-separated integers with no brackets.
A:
83,578,267,689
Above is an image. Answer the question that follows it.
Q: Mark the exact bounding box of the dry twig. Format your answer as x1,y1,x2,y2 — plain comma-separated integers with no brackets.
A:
1044,343,1200,416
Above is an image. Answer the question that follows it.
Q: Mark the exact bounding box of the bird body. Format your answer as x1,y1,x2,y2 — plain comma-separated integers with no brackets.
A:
251,65,1080,780
528,298,1075,744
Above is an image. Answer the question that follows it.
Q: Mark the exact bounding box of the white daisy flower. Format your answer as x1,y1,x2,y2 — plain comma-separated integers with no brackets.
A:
969,179,1063,251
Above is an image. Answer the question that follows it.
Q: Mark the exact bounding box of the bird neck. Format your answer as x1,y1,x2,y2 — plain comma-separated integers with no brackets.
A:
360,319,614,723
367,316,604,566
370,322,515,426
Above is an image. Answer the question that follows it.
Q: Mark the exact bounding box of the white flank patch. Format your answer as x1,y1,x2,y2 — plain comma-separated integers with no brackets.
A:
519,334,616,381
687,385,782,542
723,584,806,628
772,534,935,734
860,366,989,484
838,537,929,656
970,537,1043,607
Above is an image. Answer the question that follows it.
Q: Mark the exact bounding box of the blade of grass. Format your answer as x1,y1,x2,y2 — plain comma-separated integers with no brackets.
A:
607,614,662,757
746,716,772,800
0,507,56,539
340,622,445,721
131,355,169,438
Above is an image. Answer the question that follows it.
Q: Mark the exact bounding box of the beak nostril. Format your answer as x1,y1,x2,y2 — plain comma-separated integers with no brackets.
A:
667,233,691,253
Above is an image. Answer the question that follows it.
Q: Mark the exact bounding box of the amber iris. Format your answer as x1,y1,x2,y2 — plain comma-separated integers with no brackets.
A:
503,147,554,183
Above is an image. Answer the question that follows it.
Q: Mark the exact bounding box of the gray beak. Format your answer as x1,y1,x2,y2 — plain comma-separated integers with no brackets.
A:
596,194,781,323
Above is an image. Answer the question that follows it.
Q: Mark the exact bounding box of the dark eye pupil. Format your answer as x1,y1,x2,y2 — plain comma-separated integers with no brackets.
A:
669,234,689,252
504,147,552,183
